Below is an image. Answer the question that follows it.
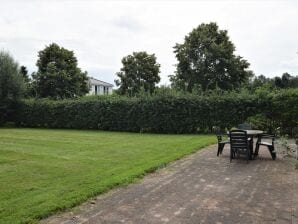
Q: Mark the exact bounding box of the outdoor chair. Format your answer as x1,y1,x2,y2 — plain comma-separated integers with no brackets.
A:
216,134,230,156
229,130,251,163
212,126,230,156
254,134,276,160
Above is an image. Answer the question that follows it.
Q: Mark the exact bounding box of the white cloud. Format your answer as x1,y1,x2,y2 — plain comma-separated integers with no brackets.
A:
0,0,298,85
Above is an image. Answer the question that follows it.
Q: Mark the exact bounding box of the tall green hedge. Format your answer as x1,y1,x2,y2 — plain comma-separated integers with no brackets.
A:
15,89,298,134
0,99,18,125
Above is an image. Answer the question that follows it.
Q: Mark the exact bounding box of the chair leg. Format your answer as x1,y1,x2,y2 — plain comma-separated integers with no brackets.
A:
249,143,253,160
272,146,276,160
254,143,260,158
217,143,225,156
268,146,276,160
220,143,225,154
230,148,233,162
272,152,276,160
249,139,253,152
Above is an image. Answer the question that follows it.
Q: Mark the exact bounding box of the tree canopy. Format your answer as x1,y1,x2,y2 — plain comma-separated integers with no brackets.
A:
171,22,253,92
32,43,89,99
115,51,161,96
20,66,30,83
0,51,24,101
0,51,24,124
274,72,298,88
249,73,298,92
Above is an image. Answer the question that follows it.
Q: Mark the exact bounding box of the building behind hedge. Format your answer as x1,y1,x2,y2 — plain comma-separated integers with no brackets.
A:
88,77,113,95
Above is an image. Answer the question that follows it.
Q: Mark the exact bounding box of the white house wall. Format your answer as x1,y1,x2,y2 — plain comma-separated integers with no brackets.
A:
88,85,96,95
99,86,103,94
88,85,113,95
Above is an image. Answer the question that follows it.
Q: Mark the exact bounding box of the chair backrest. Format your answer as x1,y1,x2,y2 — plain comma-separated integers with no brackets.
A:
229,130,248,150
238,123,252,130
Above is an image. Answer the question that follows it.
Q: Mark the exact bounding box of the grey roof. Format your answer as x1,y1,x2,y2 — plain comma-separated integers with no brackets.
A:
89,77,113,87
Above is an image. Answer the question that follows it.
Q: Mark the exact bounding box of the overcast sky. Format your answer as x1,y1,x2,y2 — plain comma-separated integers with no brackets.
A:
1,0,298,85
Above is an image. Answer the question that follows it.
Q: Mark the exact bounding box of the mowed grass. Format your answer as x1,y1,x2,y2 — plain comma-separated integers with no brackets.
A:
0,128,216,223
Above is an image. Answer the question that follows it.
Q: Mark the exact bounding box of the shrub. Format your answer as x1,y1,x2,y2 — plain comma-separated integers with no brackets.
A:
270,88,298,135
15,94,256,133
15,89,298,134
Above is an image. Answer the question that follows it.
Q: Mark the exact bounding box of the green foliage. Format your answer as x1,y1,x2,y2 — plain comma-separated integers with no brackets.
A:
32,43,89,99
249,74,274,91
269,88,298,135
115,51,161,96
0,51,24,125
248,73,298,93
0,128,215,223
15,92,252,133
20,65,36,98
15,88,298,135
247,88,298,135
171,22,253,92
275,73,298,88
20,65,30,83
247,113,273,132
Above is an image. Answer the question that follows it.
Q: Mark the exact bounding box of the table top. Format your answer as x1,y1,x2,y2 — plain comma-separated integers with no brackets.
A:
245,130,263,135
228,130,263,135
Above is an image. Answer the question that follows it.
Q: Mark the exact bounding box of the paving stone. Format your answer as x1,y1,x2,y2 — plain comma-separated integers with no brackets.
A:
42,145,298,224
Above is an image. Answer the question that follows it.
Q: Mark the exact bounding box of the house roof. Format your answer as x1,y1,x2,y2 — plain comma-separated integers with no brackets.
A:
89,77,113,87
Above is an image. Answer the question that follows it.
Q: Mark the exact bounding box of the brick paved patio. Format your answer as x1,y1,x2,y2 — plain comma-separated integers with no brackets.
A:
43,145,298,224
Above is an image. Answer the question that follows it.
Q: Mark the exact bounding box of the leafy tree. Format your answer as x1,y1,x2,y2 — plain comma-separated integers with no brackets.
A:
0,51,24,124
115,51,160,96
281,72,291,88
274,72,292,88
20,66,30,83
32,43,89,99
252,75,269,87
273,76,283,88
247,73,298,92
249,74,274,91
274,73,298,89
20,65,36,98
291,76,298,88
171,22,253,92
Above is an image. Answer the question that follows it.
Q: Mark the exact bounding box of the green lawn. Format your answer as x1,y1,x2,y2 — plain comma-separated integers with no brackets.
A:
0,128,215,223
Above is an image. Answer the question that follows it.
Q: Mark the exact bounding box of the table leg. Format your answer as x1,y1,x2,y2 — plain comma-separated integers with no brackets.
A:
254,135,261,158
249,137,254,160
